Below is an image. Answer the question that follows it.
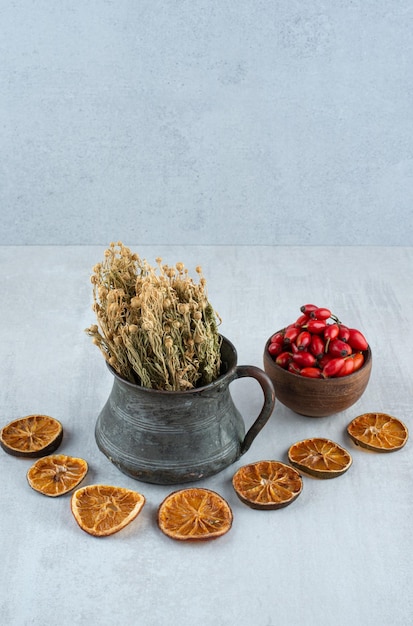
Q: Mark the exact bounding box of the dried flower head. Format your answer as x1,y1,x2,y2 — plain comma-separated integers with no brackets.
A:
85,243,221,391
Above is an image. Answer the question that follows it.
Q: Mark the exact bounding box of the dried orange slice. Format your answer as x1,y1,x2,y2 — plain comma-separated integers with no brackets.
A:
232,460,303,510
27,454,88,497
157,488,232,541
0,415,63,457
71,485,145,537
347,412,409,452
288,437,352,479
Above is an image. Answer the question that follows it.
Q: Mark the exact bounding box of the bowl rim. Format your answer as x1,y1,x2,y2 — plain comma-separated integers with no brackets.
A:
263,334,372,382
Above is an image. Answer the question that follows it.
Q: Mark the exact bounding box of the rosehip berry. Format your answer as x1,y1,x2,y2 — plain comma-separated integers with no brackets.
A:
292,351,316,368
338,324,350,342
288,362,301,375
311,307,331,320
270,331,284,345
284,326,300,344
300,367,323,378
336,358,355,377
276,352,292,369
322,357,345,378
324,323,339,341
309,334,325,359
352,352,365,372
268,342,282,357
296,330,311,350
328,339,352,358
300,304,318,315
306,319,327,334
348,328,369,351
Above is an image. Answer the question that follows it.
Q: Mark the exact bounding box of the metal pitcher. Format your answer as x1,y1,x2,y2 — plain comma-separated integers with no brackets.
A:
95,335,275,484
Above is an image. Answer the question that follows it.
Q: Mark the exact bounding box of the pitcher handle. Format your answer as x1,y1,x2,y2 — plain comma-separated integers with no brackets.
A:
233,365,276,455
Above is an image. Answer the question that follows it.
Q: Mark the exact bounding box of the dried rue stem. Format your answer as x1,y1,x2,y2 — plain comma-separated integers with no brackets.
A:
85,242,222,391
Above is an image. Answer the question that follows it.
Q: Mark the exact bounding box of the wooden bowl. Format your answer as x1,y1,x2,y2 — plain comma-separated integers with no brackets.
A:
263,336,372,417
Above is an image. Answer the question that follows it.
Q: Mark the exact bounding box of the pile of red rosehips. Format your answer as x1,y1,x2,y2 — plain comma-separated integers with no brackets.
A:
267,304,369,378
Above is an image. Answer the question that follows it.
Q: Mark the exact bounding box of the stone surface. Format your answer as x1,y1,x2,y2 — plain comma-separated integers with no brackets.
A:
0,244,412,626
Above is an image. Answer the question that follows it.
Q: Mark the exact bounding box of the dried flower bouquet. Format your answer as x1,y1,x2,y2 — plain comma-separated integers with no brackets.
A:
86,242,222,391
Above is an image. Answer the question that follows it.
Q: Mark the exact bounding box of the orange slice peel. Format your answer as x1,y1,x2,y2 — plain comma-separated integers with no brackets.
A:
157,488,233,541
0,415,63,457
288,437,352,479
232,460,303,510
347,412,408,452
71,485,145,537
27,454,88,497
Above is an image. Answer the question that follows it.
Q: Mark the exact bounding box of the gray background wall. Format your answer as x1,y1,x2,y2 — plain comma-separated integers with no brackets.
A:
2,0,412,246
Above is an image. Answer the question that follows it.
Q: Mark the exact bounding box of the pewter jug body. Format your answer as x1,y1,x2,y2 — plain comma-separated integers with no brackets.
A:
95,336,275,484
